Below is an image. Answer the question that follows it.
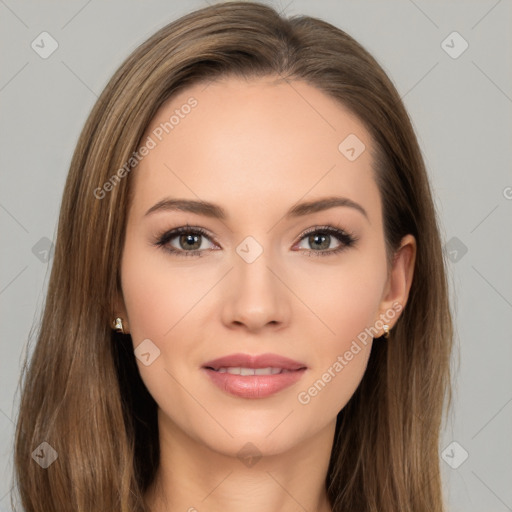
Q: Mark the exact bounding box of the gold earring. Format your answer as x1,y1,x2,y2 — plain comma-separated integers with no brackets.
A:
382,324,390,339
112,317,124,334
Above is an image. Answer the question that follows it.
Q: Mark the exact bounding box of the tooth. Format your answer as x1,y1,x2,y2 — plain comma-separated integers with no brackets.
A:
218,366,288,375
255,367,273,375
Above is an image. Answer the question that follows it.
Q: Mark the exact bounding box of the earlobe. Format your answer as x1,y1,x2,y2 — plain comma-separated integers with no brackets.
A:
112,315,130,334
112,293,130,333
378,234,417,327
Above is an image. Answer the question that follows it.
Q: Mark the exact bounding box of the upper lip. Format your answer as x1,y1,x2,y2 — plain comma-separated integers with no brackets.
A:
203,353,307,371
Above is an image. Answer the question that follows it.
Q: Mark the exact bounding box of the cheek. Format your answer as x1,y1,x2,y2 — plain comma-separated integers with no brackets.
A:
292,248,387,350
294,288,377,429
292,254,386,419
120,238,201,342
119,241,202,424
329,269,385,341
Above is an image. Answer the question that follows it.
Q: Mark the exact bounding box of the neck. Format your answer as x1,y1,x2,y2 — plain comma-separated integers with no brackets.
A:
144,410,335,512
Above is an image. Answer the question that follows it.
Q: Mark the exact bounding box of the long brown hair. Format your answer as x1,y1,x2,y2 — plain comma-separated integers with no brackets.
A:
12,2,453,510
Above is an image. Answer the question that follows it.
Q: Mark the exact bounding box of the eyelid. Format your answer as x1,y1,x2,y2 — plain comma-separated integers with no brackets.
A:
154,224,219,251
292,225,358,254
294,224,356,244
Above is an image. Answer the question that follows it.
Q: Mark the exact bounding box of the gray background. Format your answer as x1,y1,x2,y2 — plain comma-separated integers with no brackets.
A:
1,0,511,510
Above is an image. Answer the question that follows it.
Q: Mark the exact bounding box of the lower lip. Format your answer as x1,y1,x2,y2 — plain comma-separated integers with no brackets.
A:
203,368,306,399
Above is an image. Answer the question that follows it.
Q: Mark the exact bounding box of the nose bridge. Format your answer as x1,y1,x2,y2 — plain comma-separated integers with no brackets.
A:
223,233,289,329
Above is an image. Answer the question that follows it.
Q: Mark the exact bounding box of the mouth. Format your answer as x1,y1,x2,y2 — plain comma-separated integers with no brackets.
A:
202,353,307,399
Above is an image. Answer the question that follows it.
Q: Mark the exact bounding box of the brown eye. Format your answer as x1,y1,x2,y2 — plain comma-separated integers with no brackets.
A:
155,226,217,257
177,233,202,251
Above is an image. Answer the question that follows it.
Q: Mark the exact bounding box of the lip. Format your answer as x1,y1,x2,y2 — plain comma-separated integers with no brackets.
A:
203,353,307,371
202,352,308,399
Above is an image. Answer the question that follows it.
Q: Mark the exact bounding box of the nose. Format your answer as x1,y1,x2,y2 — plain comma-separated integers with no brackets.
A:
220,248,291,333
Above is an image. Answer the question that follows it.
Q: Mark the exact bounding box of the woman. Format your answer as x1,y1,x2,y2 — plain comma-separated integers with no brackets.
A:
13,2,453,511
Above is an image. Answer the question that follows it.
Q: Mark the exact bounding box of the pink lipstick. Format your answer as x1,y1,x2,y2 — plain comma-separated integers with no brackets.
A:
202,353,307,399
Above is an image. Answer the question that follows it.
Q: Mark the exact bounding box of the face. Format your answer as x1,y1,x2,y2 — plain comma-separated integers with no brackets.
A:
117,75,412,458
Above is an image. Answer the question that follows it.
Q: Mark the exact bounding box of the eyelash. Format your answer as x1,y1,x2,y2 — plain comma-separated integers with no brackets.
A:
153,223,358,258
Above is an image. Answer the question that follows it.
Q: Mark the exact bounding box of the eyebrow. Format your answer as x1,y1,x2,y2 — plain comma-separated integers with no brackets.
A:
144,196,368,221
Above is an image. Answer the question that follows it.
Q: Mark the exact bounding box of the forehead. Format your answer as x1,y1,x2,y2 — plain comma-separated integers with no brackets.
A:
130,75,380,222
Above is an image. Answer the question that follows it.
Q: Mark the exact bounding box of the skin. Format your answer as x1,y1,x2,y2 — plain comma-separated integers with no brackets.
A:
115,75,416,512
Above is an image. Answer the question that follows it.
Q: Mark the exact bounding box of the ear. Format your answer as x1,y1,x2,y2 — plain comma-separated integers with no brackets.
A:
377,234,416,328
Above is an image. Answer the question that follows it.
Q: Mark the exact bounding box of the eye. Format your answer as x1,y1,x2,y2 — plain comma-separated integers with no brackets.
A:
294,226,357,257
154,224,218,257
154,224,357,258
